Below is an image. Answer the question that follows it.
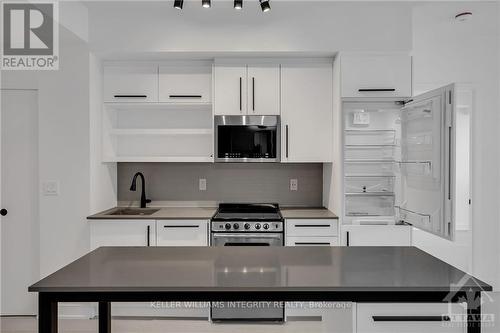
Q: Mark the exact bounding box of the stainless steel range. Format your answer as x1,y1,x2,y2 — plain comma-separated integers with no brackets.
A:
210,203,284,323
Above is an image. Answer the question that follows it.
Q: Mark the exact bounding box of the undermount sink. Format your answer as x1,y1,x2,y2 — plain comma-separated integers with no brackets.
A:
107,208,160,216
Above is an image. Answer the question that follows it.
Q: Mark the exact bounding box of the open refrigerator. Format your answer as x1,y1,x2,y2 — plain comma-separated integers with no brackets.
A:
343,84,456,240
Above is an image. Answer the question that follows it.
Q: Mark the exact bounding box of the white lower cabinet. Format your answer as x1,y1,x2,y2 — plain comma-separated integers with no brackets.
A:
356,303,466,333
90,220,156,249
157,220,208,246
89,219,209,318
285,219,340,321
342,225,411,246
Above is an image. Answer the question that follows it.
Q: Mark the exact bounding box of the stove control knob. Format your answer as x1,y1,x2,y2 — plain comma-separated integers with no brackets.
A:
244,223,251,230
225,223,232,230
263,223,269,230
255,223,261,230
233,223,240,230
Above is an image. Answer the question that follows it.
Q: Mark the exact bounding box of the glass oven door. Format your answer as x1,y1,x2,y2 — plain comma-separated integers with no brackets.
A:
211,233,283,247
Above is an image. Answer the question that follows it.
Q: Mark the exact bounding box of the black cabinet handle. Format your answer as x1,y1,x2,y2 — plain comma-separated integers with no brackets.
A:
285,125,289,158
294,224,331,228
239,77,242,112
295,242,330,246
169,95,202,98
372,316,450,322
0,209,7,216
113,95,147,98
146,225,151,247
252,77,255,112
346,231,350,246
164,225,200,228
358,89,396,92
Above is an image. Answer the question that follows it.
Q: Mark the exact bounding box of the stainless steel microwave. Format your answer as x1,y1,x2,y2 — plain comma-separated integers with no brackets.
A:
215,115,280,163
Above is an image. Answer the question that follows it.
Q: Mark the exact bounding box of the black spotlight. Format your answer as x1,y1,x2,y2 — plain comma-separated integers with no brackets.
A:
259,0,270,12
174,0,183,10
234,0,243,10
202,0,211,8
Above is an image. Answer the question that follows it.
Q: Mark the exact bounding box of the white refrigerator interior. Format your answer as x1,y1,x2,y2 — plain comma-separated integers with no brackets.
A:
343,84,457,240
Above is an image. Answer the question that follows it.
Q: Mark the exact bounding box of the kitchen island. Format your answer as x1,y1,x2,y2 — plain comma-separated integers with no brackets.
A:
29,246,491,333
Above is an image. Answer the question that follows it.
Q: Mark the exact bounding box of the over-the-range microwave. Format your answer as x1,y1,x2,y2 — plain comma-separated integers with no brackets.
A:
214,115,280,163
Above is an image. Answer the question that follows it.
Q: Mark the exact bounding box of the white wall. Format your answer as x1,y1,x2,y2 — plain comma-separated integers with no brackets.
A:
86,1,413,57
411,1,499,288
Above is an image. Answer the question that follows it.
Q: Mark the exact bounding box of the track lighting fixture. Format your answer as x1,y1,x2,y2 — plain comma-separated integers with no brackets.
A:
259,0,270,12
202,0,211,8
234,0,243,10
173,0,183,10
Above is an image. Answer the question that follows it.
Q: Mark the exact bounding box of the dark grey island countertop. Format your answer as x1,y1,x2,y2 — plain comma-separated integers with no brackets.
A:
29,246,490,293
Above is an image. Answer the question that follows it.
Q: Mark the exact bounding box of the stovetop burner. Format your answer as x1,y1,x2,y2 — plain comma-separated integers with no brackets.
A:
211,203,283,222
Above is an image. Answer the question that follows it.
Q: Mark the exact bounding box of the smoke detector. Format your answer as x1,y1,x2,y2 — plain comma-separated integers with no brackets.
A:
455,12,472,22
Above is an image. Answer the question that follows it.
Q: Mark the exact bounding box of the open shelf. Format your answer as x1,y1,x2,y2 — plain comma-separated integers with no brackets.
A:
104,102,212,111
110,129,212,136
103,156,213,163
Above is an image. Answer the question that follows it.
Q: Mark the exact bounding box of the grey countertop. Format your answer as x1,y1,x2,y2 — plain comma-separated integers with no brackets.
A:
87,207,217,220
281,207,338,219
29,246,491,293
87,207,337,220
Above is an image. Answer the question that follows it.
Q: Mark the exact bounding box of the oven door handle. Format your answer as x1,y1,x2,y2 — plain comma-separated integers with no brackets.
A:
212,233,282,239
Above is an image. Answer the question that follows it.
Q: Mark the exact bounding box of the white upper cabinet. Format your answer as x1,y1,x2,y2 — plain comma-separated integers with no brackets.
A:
214,62,280,115
104,64,159,103
159,64,212,103
214,63,248,115
341,54,412,98
281,62,333,162
247,64,280,115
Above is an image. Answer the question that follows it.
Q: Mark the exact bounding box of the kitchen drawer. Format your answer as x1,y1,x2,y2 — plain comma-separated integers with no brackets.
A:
104,64,158,103
286,236,338,246
159,64,212,103
341,54,412,98
342,225,411,246
286,219,338,237
345,176,395,194
157,220,208,246
345,194,395,217
356,303,465,333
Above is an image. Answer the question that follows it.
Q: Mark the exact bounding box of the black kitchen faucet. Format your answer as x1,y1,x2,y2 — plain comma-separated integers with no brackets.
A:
129,172,151,208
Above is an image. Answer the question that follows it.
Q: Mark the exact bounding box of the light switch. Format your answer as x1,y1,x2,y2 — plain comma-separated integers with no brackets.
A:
42,181,60,196
199,178,207,191
290,179,298,191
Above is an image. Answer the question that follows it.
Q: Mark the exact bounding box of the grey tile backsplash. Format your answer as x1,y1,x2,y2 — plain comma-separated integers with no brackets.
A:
118,163,323,207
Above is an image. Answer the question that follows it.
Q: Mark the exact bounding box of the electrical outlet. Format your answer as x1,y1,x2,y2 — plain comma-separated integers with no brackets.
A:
290,179,298,191
42,181,60,196
199,178,207,191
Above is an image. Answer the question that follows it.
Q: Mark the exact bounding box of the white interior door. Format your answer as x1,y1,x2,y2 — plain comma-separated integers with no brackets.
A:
399,84,454,240
1,89,38,315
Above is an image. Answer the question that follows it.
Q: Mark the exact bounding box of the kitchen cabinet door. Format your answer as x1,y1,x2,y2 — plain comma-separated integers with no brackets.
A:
103,64,158,103
247,64,280,115
341,54,412,98
342,225,411,246
89,220,156,250
214,64,247,115
159,64,212,103
281,63,333,162
157,220,208,246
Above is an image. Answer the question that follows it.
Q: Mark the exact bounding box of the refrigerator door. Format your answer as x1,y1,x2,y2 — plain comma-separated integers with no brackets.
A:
399,84,454,240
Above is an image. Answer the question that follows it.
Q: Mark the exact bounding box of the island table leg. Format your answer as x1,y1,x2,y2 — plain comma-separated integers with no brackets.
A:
467,291,481,333
98,301,111,333
39,293,58,333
